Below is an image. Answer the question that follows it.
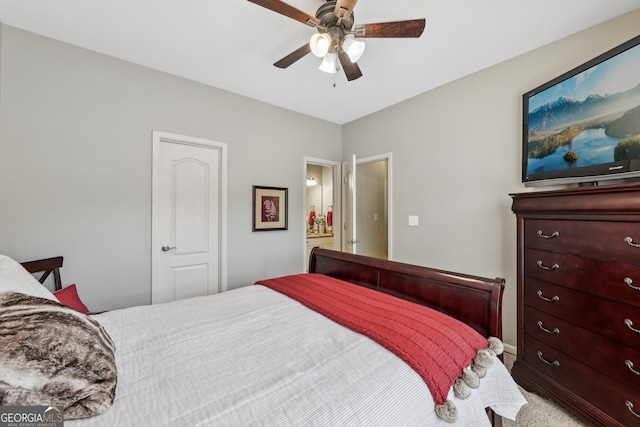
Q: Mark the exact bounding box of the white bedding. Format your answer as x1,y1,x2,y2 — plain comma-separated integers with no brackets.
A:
68,285,525,427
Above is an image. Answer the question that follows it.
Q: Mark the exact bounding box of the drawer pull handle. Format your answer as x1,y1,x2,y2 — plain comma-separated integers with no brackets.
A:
537,351,560,367
537,230,559,239
625,237,640,248
626,401,640,419
626,360,640,376
537,260,559,271
537,321,559,334
537,290,559,302
625,319,640,334
625,277,640,291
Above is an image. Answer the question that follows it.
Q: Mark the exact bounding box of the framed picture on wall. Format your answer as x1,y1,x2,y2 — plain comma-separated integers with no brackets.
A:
252,186,288,231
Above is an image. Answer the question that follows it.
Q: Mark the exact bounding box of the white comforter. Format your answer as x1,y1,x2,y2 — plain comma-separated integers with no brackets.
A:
68,285,525,427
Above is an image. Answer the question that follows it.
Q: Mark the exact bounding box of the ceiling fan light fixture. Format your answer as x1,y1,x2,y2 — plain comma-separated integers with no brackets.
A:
342,38,365,62
318,52,337,74
309,33,331,57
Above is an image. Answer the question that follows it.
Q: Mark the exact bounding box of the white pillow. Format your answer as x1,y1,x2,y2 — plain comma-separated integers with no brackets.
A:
0,254,57,301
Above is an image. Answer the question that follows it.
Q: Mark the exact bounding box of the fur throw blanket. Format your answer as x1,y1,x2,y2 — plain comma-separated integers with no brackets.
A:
0,291,117,419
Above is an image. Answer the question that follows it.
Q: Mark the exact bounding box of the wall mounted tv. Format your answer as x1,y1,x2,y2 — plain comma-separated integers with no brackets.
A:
522,34,640,187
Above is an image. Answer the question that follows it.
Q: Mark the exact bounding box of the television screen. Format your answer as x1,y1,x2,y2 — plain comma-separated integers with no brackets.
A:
523,34,640,186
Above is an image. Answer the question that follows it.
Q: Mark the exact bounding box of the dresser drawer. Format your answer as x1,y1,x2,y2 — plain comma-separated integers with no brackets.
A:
522,336,640,426
524,248,640,307
525,306,640,391
524,219,640,265
524,278,640,350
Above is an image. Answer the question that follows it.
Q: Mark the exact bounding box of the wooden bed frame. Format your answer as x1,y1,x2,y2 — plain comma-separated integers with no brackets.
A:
20,249,506,426
20,256,64,291
20,250,505,339
309,248,505,340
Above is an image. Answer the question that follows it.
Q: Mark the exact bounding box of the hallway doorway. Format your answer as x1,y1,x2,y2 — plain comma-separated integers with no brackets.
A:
343,153,392,260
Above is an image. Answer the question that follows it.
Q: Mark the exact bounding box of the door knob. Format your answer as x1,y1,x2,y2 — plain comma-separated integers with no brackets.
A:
161,246,177,252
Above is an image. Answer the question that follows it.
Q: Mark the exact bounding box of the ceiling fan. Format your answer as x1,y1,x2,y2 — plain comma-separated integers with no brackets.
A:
247,0,426,81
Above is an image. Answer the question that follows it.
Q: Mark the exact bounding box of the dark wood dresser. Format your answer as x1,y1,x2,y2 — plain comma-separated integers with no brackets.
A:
511,183,640,426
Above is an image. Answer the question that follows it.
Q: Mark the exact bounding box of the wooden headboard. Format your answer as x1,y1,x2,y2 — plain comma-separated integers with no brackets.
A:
20,256,64,291
309,248,505,340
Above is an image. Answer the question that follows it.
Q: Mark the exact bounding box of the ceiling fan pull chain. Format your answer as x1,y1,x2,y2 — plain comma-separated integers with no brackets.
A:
333,52,338,87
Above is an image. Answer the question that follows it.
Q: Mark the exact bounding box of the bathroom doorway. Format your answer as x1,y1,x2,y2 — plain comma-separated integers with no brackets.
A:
303,157,340,271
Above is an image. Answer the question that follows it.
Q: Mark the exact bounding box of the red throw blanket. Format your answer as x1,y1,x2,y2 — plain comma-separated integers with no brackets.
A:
256,273,489,408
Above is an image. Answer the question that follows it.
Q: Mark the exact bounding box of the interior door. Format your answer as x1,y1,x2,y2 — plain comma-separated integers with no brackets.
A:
342,155,358,253
152,131,227,304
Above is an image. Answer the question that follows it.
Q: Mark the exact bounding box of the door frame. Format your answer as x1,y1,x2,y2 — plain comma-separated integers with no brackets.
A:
303,157,341,271
151,130,228,300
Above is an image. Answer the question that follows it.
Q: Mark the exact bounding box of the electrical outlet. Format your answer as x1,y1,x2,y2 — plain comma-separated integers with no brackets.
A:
408,215,419,227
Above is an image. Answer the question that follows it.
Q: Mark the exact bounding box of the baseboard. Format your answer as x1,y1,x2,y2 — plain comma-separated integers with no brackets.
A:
503,343,517,356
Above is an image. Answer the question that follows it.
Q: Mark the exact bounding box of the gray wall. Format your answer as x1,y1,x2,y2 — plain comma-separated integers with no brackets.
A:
342,9,640,348
0,25,341,311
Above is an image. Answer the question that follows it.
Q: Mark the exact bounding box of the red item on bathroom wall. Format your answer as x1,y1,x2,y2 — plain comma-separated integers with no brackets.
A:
308,207,316,225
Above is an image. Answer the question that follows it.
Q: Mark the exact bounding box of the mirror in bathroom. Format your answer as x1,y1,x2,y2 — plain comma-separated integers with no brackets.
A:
306,164,334,236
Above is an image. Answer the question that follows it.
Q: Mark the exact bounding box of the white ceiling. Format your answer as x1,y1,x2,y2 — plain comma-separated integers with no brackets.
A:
0,0,638,124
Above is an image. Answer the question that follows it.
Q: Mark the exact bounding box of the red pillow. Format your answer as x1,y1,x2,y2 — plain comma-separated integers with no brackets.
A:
54,284,89,313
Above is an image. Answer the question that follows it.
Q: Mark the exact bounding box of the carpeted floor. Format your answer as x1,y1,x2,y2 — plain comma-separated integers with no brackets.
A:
502,352,588,426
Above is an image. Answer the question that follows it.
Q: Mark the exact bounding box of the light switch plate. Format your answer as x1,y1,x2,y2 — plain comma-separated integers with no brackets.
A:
408,215,419,227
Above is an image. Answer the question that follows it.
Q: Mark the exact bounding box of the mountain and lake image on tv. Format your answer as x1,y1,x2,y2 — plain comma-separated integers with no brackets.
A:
523,35,640,186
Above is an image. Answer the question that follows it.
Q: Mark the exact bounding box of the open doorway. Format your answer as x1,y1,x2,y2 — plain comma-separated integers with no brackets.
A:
343,153,392,260
355,159,389,259
303,157,340,271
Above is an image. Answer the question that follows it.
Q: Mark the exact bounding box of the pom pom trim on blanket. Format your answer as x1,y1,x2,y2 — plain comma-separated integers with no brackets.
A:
438,337,505,423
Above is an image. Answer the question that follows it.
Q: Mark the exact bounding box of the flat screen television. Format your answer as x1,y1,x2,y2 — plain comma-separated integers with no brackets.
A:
522,34,640,187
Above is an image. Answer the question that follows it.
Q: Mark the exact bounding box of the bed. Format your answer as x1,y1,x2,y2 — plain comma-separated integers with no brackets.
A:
0,248,525,426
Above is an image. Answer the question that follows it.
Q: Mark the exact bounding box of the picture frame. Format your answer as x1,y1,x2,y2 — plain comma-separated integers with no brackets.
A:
252,186,288,231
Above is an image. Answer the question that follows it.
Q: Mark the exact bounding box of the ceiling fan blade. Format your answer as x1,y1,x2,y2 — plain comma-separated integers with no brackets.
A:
247,0,320,27
334,0,358,21
338,49,363,81
274,44,312,68
354,18,426,38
